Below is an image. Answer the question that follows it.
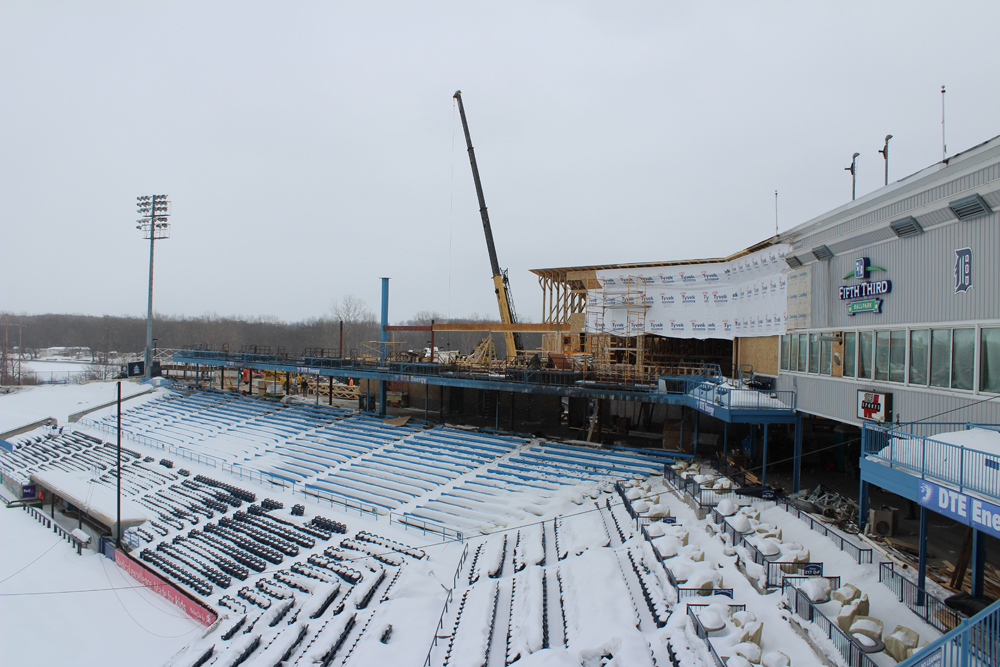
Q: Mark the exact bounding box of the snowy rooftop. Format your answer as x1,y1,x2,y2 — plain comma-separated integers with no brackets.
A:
31,469,148,527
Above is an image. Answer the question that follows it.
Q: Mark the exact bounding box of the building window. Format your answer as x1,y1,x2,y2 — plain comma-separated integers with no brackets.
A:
982,327,1000,393
889,330,906,383
809,333,820,373
780,335,790,371
875,331,890,381
790,334,799,371
797,333,807,372
909,329,929,385
930,329,951,388
951,328,975,390
820,337,833,375
843,332,856,377
859,331,874,380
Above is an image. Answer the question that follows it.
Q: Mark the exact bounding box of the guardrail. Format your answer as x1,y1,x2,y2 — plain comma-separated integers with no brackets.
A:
687,380,796,412
862,422,1000,503
422,542,471,667
23,504,88,554
774,500,872,564
640,524,734,600
781,576,887,667
388,512,464,543
896,598,999,667
711,507,823,589
878,562,964,634
686,604,747,667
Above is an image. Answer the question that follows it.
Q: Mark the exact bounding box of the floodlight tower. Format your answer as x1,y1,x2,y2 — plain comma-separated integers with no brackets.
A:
136,195,171,379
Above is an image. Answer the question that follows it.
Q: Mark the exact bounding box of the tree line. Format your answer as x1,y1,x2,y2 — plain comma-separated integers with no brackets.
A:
2,295,537,363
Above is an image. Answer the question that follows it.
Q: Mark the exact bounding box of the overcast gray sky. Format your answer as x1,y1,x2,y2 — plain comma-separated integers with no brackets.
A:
2,1,997,324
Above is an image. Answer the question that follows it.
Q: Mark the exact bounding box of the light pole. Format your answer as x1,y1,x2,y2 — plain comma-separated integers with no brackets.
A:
878,135,892,186
136,195,171,379
845,153,860,200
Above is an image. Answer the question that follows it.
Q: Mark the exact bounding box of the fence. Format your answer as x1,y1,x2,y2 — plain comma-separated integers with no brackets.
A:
775,500,872,564
389,512,464,543
782,576,886,667
422,543,471,667
23,504,88,554
862,422,1000,503
896,598,999,667
641,524,734,600
878,562,964,634
686,604,746,667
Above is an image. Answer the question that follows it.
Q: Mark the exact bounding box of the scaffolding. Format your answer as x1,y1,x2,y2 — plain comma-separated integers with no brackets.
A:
585,276,649,384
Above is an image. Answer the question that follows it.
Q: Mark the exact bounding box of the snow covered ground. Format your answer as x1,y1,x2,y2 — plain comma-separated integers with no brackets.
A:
0,499,202,667
20,358,94,382
0,380,151,432
0,382,956,667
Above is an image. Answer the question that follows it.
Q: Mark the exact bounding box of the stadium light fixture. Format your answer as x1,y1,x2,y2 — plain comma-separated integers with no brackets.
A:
878,135,892,186
136,194,171,379
845,153,860,200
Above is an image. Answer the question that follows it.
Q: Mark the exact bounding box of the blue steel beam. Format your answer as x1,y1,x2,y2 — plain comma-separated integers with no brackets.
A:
172,349,797,425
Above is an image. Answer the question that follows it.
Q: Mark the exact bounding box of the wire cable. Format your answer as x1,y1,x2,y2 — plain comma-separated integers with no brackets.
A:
0,537,64,584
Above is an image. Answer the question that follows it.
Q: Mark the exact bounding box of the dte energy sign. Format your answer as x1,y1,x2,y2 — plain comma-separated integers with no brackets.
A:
918,480,1000,540
839,257,892,315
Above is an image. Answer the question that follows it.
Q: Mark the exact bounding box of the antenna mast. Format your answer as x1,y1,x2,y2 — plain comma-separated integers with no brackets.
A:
941,85,947,161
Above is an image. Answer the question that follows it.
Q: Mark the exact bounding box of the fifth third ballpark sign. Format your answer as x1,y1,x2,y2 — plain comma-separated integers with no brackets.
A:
917,480,1000,540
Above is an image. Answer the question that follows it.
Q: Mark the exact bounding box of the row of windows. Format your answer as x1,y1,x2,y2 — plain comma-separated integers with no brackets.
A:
780,326,1000,393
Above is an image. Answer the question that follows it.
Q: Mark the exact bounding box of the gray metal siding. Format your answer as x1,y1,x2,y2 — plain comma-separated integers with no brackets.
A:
811,209,999,328
794,162,1000,250
776,374,1000,429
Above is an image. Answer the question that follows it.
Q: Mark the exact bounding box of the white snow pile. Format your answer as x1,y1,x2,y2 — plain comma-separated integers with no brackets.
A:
876,427,1000,494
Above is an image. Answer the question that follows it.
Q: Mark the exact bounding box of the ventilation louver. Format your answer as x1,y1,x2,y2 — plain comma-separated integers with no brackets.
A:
811,245,834,261
889,216,924,238
948,194,992,221
785,255,803,268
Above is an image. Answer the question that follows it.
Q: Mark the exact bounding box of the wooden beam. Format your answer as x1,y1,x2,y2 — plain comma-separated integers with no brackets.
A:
432,323,571,332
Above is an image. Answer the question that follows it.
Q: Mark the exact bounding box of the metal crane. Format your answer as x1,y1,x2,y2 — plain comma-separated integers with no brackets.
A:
453,90,524,359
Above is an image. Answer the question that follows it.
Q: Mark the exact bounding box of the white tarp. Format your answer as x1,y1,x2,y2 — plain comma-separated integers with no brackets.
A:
586,245,791,340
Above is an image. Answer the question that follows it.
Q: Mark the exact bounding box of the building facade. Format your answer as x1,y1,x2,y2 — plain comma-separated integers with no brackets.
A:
776,136,1000,430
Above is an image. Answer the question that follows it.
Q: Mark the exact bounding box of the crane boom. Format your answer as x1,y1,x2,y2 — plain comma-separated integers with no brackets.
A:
453,90,523,358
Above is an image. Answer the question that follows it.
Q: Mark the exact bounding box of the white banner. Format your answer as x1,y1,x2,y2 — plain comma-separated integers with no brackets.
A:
586,245,791,340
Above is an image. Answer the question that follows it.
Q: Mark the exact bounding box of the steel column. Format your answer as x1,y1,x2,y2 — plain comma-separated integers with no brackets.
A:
792,413,803,493
379,277,389,416
762,423,769,487
971,529,986,598
918,506,928,605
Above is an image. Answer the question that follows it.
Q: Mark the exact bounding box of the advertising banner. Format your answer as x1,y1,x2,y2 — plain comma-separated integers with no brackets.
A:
114,549,217,626
917,480,1000,540
586,245,791,340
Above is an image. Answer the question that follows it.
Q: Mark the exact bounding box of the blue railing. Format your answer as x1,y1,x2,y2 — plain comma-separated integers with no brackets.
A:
879,562,963,634
686,378,796,412
897,598,999,667
862,422,1000,502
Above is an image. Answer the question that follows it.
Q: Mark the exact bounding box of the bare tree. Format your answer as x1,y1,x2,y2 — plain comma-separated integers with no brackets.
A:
329,295,379,356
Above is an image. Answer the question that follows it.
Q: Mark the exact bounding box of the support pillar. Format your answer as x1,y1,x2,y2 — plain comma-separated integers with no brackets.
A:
971,529,986,599
680,408,685,453
693,410,700,459
792,413,803,493
917,506,928,605
379,277,389,417
859,480,870,532
723,422,728,468
762,423,769,487
509,392,516,433
329,377,333,406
